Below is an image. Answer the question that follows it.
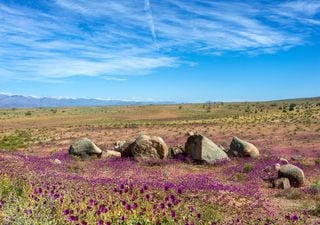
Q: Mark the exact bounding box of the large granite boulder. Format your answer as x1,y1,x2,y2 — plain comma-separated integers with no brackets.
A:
278,164,305,188
185,134,229,163
229,136,259,158
69,138,102,158
130,135,169,161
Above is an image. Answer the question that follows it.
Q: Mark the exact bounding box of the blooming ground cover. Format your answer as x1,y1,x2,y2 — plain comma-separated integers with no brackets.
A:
0,150,319,224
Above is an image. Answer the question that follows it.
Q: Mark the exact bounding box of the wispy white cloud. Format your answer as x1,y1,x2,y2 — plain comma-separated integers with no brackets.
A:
0,0,319,82
144,0,158,46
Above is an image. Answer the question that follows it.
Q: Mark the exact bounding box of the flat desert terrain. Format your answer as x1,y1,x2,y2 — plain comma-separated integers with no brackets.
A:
0,100,320,224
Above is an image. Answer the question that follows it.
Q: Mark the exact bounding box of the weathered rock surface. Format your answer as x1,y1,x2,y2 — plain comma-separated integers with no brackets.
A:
278,164,305,188
273,178,291,189
114,140,133,157
185,134,229,163
169,145,185,158
101,150,121,158
229,136,259,158
279,157,289,164
186,131,194,136
69,138,102,158
52,158,62,164
130,135,169,161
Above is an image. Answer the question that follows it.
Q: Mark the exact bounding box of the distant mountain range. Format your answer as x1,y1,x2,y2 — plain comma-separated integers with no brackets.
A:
0,94,174,108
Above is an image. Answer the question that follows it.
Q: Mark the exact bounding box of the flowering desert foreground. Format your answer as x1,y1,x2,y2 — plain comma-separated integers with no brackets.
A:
0,101,320,225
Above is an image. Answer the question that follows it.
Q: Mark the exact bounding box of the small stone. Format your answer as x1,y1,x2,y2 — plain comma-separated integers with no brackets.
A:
279,157,289,164
273,178,291,189
186,132,194,136
274,163,281,171
52,159,62,164
101,150,121,158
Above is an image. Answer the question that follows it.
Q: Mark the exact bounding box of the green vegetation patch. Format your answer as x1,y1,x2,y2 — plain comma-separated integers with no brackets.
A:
0,130,33,151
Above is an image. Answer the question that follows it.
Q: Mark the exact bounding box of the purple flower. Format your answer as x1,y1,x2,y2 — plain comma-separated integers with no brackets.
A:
170,210,176,218
63,209,70,215
68,215,78,222
132,202,138,209
97,220,104,225
286,214,298,222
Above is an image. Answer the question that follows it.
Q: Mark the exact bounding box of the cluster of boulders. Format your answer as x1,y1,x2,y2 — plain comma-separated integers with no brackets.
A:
272,163,305,189
68,133,260,163
68,133,305,189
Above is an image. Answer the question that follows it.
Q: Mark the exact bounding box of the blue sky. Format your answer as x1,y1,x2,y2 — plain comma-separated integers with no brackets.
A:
0,0,319,102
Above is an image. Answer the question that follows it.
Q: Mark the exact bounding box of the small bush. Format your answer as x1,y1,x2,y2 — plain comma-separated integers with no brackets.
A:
25,111,32,116
50,108,57,113
314,202,320,216
234,172,245,181
315,159,320,165
243,163,254,173
288,103,296,111
310,180,320,194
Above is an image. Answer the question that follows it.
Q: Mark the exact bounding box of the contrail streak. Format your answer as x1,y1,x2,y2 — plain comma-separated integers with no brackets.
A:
144,0,158,47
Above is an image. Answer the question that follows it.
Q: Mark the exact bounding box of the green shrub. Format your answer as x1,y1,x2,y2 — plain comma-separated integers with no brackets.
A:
0,130,32,151
243,163,254,173
25,111,32,116
288,103,296,111
310,180,320,194
315,202,320,216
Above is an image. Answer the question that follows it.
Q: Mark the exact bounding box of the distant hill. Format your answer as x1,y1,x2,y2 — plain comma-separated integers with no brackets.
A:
0,94,174,108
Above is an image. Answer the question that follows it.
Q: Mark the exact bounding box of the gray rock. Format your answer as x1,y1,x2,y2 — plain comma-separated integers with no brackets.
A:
186,131,194,136
185,134,229,163
274,163,281,171
169,145,185,157
278,164,305,188
130,135,169,161
279,157,289,164
52,158,62,164
69,138,102,158
229,136,259,158
101,150,121,158
273,178,291,189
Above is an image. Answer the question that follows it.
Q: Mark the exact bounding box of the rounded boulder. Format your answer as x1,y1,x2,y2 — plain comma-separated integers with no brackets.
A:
69,138,102,158
229,136,259,158
278,164,305,188
130,135,169,161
